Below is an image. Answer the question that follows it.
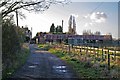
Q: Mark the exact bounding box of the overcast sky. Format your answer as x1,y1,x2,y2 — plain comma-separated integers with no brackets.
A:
14,1,119,39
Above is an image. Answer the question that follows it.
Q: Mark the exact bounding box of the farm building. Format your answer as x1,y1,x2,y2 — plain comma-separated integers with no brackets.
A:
35,32,112,46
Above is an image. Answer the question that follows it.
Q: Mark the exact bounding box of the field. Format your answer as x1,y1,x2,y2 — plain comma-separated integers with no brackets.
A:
48,43,120,78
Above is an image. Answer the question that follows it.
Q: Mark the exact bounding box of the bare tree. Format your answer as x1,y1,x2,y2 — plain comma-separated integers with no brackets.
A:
0,0,71,18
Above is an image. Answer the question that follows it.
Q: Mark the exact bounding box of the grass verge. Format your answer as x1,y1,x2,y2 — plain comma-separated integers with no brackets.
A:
2,43,30,79
49,48,119,78
38,44,51,51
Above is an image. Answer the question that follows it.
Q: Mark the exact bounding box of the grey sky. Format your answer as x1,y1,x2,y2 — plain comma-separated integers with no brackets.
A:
16,1,119,39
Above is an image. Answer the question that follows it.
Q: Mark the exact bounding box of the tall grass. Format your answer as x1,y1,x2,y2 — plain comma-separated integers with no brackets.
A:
2,43,30,79
49,47,120,78
49,49,103,78
38,44,51,50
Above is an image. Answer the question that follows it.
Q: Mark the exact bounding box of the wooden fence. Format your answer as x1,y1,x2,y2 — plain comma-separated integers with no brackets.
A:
54,44,120,73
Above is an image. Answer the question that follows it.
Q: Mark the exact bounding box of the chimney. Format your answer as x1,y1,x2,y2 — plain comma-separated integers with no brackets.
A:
62,20,63,32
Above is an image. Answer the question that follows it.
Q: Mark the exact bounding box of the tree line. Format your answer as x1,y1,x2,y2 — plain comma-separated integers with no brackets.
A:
2,15,27,78
50,23,63,34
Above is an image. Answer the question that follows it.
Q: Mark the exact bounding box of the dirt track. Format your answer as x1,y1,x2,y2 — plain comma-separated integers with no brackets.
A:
9,44,78,79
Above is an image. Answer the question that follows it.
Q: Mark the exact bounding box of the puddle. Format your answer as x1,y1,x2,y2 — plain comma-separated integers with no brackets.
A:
56,70,67,73
7,72,12,75
53,65,66,69
53,65,67,73
33,62,39,65
49,57,59,60
28,65,36,68
25,74,36,78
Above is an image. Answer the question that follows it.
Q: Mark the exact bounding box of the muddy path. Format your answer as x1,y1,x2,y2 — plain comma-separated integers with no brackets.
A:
9,44,78,80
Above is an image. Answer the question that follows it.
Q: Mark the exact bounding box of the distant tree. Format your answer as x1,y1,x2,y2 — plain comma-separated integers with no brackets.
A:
83,30,93,35
94,31,101,35
56,25,63,34
50,23,55,33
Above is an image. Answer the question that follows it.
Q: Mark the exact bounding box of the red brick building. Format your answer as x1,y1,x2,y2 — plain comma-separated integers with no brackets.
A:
35,32,112,46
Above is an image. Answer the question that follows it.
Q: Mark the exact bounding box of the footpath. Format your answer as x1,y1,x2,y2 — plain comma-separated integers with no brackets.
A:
9,44,78,80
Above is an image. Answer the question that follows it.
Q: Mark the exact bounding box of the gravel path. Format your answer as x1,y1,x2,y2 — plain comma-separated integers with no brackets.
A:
9,44,78,80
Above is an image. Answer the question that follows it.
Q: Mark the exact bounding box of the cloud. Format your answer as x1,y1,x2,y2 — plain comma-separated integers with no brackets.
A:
83,14,90,19
90,12,107,23
84,22,94,27
71,14,79,18
84,12,107,27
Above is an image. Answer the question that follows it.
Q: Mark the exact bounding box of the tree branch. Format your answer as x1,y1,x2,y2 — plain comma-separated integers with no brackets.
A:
1,0,71,18
2,0,45,18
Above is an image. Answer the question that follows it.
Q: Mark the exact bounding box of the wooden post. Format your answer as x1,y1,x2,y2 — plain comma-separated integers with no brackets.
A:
102,48,104,61
85,45,88,61
94,47,96,63
105,51,107,59
97,47,99,58
16,10,19,27
108,49,110,72
73,45,75,56
62,43,63,53
114,50,116,61
68,44,70,55
80,47,81,56
74,46,75,54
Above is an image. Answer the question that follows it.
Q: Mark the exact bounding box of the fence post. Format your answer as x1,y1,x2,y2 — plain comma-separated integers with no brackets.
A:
68,44,70,55
114,50,116,61
108,49,110,73
63,45,64,52
105,51,107,59
74,45,75,55
85,45,88,61
102,48,104,61
80,46,82,56
97,47,99,57
94,47,96,63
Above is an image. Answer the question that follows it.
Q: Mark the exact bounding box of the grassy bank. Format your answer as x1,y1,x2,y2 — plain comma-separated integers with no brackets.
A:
38,44,51,51
2,43,30,79
49,48,119,78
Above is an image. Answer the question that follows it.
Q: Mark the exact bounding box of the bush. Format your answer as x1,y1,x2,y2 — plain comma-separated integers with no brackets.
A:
99,61,107,68
84,61,92,68
71,58,77,61
92,63,100,69
2,19,20,56
2,18,21,69
2,17,28,79
100,68,109,77
110,69,119,78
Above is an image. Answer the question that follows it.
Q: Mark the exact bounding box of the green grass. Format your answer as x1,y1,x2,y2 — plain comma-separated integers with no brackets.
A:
49,49,103,78
49,44,120,78
2,45,30,79
70,61,101,78
38,44,51,50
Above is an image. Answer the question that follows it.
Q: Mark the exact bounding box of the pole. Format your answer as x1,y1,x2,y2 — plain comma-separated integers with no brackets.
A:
108,49,110,73
69,44,70,55
102,48,104,61
16,10,18,27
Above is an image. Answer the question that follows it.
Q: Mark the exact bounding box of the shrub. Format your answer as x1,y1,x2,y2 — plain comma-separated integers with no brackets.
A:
110,69,119,78
2,17,28,79
92,62,100,69
71,58,77,61
99,61,107,68
84,61,92,68
100,68,109,77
